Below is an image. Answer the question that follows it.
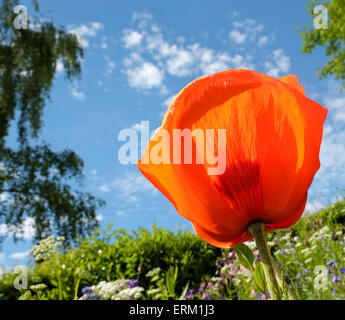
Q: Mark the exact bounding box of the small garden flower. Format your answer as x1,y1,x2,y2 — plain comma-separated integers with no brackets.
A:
327,260,336,266
332,275,341,283
126,279,139,288
185,289,197,300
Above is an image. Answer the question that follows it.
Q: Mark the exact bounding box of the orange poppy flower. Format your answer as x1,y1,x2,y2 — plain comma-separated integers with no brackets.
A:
138,69,328,248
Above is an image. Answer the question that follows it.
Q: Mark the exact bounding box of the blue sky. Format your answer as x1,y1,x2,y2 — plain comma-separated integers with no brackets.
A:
1,0,345,269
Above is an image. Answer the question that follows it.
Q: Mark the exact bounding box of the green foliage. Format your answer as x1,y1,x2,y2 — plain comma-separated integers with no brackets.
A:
234,243,254,271
253,262,267,293
0,225,221,300
71,225,221,292
299,0,345,88
0,0,104,244
1,199,345,300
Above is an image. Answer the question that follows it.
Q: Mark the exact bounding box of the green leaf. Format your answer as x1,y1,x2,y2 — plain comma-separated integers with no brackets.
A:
179,281,190,300
234,243,254,270
253,261,267,293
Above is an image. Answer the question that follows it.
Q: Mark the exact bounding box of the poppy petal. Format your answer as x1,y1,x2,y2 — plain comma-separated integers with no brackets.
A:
138,69,327,248
278,75,306,95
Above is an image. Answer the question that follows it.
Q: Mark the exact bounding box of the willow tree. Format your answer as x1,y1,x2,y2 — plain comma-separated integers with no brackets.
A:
0,0,105,245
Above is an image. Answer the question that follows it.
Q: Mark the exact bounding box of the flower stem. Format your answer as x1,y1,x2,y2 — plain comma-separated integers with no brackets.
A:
248,222,281,300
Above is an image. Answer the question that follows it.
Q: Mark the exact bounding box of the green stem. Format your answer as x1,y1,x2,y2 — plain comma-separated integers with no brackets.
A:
272,263,298,300
74,278,81,300
248,222,281,300
57,275,62,300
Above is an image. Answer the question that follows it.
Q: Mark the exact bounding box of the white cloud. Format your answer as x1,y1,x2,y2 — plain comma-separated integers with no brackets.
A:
231,54,254,69
121,12,265,92
323,95,345,123
70,85,86,101
99,185,111,193
166,48,194,76
122,29,144,48
229,18,264,45
264,49,291,78
0,217,35,240
10,251,30,260
104,56,115,76
98,171,157,201
258,36,269,47
131,11,154,29
120,12,289,98
116,210,127,217
306,80,345,206
113,171,156,197
56,60,64,74
125,58,165,91
127,195,140,203
101,36,108,49
229,30,247,44
162,94,177,107
68,22,104,48
305,200,324,213
188,44,233,75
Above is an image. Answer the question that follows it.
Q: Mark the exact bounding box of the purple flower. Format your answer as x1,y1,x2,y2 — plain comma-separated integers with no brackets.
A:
332,275,341,283
296,272,302,278
340,268,345,274
332,287,336,295
82,286,90,294
127,279,139,288
85,292,100,300
303,268,309,274
326,260,336,267
185,289,197,300
198,283,206,293
202,293,212,300
218,293,224,299
258,292,269,300
288,242,293,249
279,249,286,254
